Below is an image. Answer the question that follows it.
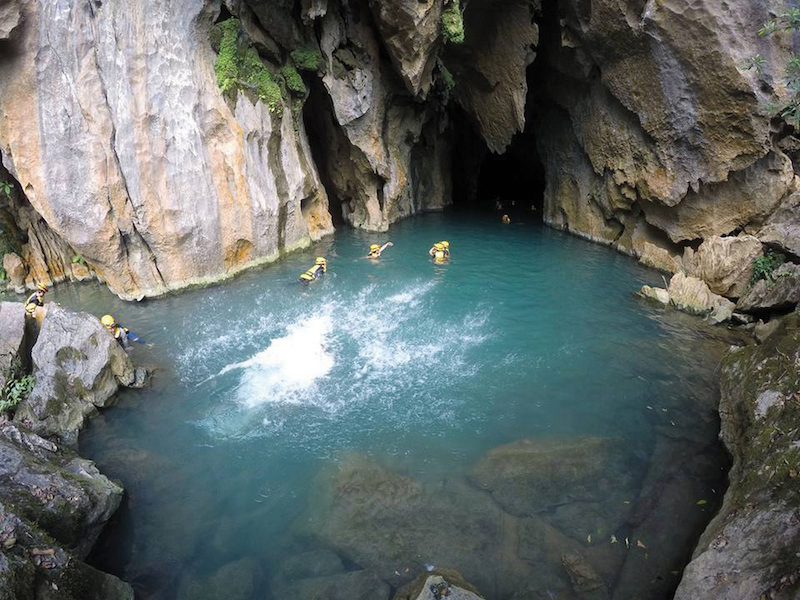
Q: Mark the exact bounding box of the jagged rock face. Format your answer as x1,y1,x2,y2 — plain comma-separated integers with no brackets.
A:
684,235,763,298
737,263,800,313
0,422,123,558
532,0,794,279
0,301,25,389
313,0,451,232
675,313,800,600
0,0,333,300
0,499,134,600
14,304,135,443
445,0,540,153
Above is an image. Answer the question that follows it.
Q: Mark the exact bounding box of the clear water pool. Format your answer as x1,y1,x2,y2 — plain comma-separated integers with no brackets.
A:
27,214,734,599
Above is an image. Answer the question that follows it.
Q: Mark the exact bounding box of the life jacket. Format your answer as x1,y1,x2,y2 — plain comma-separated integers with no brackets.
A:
300,264,324,281
25,292,44,315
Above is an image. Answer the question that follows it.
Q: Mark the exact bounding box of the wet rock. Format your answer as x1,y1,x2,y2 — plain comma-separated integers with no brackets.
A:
273,548,345,583
737,263,800,313
640,285,670,305
0,301,25,388
675,313,800,599
273,569,390,600
0,0,21,40
0,500,134,600
14,304,135,443
178,558,258,600
2,252,26,292
667,272,735,324
0,422,123,558
684,235,763,298
394,569,485,600
754,317,785,343
561,552,605,595
295,454,576,599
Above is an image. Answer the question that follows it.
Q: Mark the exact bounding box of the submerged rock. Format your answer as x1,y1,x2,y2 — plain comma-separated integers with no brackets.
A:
14,304,135,443
394,569,485,600
737,263,800,313
561,552,605,595
274,569,390,600
674,312,800,600
178,558,258,600
295,454,583,598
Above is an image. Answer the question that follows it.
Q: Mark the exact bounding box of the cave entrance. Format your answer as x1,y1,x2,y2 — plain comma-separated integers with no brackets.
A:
450,105,546,220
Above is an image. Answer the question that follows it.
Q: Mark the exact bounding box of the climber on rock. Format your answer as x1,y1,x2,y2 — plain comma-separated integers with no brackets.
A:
300,257,327,282
367,242,393,259
25,284,48,317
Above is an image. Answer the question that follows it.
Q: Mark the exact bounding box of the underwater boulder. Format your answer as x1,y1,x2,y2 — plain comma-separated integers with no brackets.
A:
177,558,258,600
14,304,135,443
393,568,485,600
294,454,583,599
273,569,390,600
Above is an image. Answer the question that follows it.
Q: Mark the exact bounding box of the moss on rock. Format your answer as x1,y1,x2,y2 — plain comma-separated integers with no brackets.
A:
290,45,322,72
281,64,306,97
441,0,465,45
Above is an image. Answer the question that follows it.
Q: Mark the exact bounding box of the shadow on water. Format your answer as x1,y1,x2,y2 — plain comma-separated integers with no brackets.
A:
2,214,739,600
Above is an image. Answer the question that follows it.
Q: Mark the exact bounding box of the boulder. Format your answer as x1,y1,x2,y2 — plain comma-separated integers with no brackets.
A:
394,570,485,600
640,285,670,305
0,421,123,558
737,263,800,313
674,313,800,600
685,235,763,298
178,558,258,600
0,500,134,600
2,252,26,292
0,301,25,389
758,189,800,259
0,0,21,40
294,454,582,599
561,552,605,594
667,272,736,324
273,569,391,600
14,304,135,443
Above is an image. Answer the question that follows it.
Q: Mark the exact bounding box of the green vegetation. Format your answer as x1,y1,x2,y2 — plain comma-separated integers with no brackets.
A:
291,46,323,72
212,18,286,114
281,64,306,96
71,254,86,266
441,0,465,45
748,10,800,125
0,356,34,415
751,250,786,286
439,63,455,92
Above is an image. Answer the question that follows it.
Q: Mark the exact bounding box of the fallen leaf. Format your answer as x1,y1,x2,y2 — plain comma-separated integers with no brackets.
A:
637,540,647,549
789,469,798,479
696,500,708,506
646,406,653,410
625,537,630,548
610,535,618,544
587,534,592,544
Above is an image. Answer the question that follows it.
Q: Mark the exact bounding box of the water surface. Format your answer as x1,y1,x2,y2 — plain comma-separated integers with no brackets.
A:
30,214,733,599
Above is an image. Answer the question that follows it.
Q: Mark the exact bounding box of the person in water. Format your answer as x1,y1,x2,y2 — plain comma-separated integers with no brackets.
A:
502,214,511,224
300,257,327,282
367,242,393,259
101,314,131,349
25,283,48,316
428,241,450,263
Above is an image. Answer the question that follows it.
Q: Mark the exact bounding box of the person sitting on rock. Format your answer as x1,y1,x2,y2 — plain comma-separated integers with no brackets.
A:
101,314,130,349
25,284,48,316
300,257,327,282
367,242,393,259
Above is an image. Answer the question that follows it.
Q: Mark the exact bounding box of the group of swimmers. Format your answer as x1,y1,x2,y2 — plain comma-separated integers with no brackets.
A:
24,284,140,349
299,240,451,282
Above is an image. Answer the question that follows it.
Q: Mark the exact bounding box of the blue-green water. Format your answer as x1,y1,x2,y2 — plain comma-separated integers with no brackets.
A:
30,215,734,599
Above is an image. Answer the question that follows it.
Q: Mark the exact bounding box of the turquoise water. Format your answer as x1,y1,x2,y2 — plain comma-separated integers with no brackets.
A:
31,214,733,599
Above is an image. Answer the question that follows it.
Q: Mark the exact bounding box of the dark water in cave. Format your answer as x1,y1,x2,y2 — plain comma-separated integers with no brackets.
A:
20,214,733,599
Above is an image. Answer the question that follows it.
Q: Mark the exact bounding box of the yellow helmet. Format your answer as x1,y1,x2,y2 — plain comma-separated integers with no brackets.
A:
433,243,444,250
100,314,115,327
37,283,48,293
441,241,449,248
315,257,327,265
370,244,380,251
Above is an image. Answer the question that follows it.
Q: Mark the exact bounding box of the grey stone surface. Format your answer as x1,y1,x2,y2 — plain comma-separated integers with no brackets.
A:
737,263,800,313
14,304,135,442
0,301,25,389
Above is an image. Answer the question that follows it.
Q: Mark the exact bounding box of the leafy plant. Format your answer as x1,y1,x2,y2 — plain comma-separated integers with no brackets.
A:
752,10,800,126
290,46,322,72
71,254,86,266
281,64,306,97
0,267,6,282
0,356,34,415
751,250,786,286
743,53,767,74
441,0,465,45
0,181,12,200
